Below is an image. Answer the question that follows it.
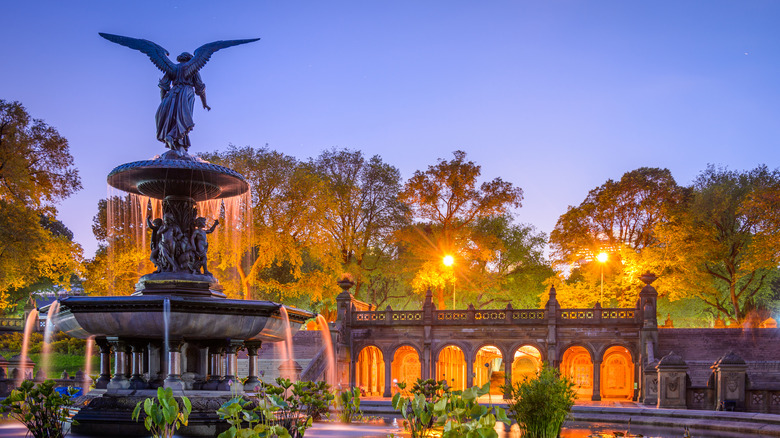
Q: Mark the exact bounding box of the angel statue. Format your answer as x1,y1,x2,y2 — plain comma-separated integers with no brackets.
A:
99,33,259,157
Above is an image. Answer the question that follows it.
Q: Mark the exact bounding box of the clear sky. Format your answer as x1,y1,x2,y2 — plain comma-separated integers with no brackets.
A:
2,1,779,257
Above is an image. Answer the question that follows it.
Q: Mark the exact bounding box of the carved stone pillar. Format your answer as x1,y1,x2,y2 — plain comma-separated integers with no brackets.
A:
202,345,222,391
107,338,130,391
218,340,243,391
147,342,163,388
164,340,185,390
243,341,262,392
503,356,512,400
591,359,602,401
129,342,147,389
656,351,688,409
641,360,658,405
712,351,748,411
383,354,392,397
466,352,474,388
95,339,112,389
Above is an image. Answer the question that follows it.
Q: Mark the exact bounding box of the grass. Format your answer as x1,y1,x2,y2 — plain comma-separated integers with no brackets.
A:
2,350,99,378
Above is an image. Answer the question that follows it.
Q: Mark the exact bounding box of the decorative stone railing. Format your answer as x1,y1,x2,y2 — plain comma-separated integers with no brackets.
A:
0,318,23,330
351,305,637,326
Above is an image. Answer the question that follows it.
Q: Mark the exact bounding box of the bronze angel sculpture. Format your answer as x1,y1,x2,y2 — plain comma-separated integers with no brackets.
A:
99,33,259,156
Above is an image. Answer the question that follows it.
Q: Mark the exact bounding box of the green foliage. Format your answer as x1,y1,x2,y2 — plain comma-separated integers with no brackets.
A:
0,379,76,438
217,378,328,438
504,365,576,438
335,387,362,423
391,379,510,438
131,387,192,438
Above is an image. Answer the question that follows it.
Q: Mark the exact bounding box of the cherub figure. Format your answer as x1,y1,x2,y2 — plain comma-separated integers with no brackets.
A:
157,213,183,272
191,217,219,275
146,215,164,272
99,33,259,156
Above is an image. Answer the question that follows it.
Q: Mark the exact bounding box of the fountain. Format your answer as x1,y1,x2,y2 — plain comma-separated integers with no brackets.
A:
37,33,314,436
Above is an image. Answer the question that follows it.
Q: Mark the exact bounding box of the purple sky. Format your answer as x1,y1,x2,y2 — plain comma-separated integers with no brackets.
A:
2,1,779,258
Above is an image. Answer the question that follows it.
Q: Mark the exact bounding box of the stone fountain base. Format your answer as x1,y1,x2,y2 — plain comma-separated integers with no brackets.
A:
73,389,237,436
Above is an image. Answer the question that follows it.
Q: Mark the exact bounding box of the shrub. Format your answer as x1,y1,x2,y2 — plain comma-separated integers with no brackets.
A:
0,379,76,438
504,364,576,438
132,387,192,438
335,387,362,423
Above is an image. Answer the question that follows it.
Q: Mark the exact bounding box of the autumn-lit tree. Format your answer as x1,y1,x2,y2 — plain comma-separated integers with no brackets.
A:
201,146,339,302
657,165,780,322
0,100,82,311
549,167,688,307
310,148,408,294
398,150,524,308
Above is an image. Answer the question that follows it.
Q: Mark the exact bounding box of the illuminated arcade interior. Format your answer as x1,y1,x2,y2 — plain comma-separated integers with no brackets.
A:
354,344,633,399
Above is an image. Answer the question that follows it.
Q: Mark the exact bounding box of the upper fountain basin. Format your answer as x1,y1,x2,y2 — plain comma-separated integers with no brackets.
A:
48,295,313,342
107,158,249,201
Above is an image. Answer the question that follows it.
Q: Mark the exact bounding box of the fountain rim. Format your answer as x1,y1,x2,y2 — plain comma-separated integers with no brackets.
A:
41,296,314,323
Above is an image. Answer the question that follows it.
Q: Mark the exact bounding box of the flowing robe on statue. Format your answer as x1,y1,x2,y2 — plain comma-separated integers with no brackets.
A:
156,66,206,150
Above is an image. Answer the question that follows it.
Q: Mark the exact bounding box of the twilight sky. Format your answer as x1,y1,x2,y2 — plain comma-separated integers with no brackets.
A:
2,1,779,258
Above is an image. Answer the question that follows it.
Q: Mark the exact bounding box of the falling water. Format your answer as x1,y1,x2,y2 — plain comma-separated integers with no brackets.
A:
83,336,94,393
41,301,61,380
279,307,295,380
163,297,171,373
17,308,38,387
316,315,336,386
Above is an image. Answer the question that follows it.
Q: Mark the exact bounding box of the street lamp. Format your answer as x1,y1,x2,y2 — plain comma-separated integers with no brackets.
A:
596,252,608,305
443,255,454,309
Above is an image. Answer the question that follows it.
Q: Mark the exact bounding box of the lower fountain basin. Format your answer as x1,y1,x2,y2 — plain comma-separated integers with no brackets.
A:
50,295,313,342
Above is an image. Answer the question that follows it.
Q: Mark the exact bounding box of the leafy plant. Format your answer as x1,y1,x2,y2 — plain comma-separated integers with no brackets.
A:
504,364,576,438
391,381,440,438
216,394,291,438
0,379,76,438
335,387,362,423
131,387,192,438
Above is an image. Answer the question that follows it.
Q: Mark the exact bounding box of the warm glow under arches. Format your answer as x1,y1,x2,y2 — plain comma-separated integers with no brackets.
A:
391,345,421,394
355,346,384,396
561,345,593,398
473,345,504,395
511,345,542,385
435,345,466,391
600,346,634,399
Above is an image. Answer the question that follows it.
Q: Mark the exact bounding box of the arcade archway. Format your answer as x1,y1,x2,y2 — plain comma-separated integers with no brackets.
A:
511,345,542,385
436,345,466,391
355,346,384,396
473,345,504,395
600,346,634,399
391,345,421,394
561,346,593,398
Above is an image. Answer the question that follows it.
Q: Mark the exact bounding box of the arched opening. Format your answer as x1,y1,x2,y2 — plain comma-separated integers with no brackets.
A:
391,346,421,395
355,346,384,396
601,346,634,399
561,346,593,398
473,345,504,395
436,345,466,391
511,345,542,386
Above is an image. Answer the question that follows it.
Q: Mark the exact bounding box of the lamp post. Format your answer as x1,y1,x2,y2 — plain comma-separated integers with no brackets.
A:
597,252,608,305
443,255,454,309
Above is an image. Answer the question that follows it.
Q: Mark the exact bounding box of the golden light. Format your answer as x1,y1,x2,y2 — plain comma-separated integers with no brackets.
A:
596,252,608,263
443,255,454,267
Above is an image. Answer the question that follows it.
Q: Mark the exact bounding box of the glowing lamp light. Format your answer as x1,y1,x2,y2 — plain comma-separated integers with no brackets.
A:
443,255,454,267
596,252,608,263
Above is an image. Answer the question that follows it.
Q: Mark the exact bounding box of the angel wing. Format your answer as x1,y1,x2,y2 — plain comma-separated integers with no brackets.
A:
183,38,260,78
99,32,175,74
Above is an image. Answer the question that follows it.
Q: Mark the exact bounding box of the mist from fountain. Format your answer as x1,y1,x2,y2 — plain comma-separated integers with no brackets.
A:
41,301,61,379
316,314,336,385
279,306,296,380
17,308,38,387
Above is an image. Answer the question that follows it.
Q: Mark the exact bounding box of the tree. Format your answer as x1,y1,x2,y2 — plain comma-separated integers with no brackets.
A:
398,150,523,308
201,145,338,302
549,168,688,307
310,148,408,293
658,165,780,322
0,100,82,310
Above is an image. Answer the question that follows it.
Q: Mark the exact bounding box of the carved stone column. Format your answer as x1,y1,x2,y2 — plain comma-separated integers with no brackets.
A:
243,341,262,392
107,338,130,391
383,354,392,397
466,352,474,389
503,356,512,400
641,360,658,405
656,351,688,409
95,339,112,389
591,359,602,401
202,344,222,391
129,342,147,389
147,342,163,388
218,340,243,391
164,340,185,390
